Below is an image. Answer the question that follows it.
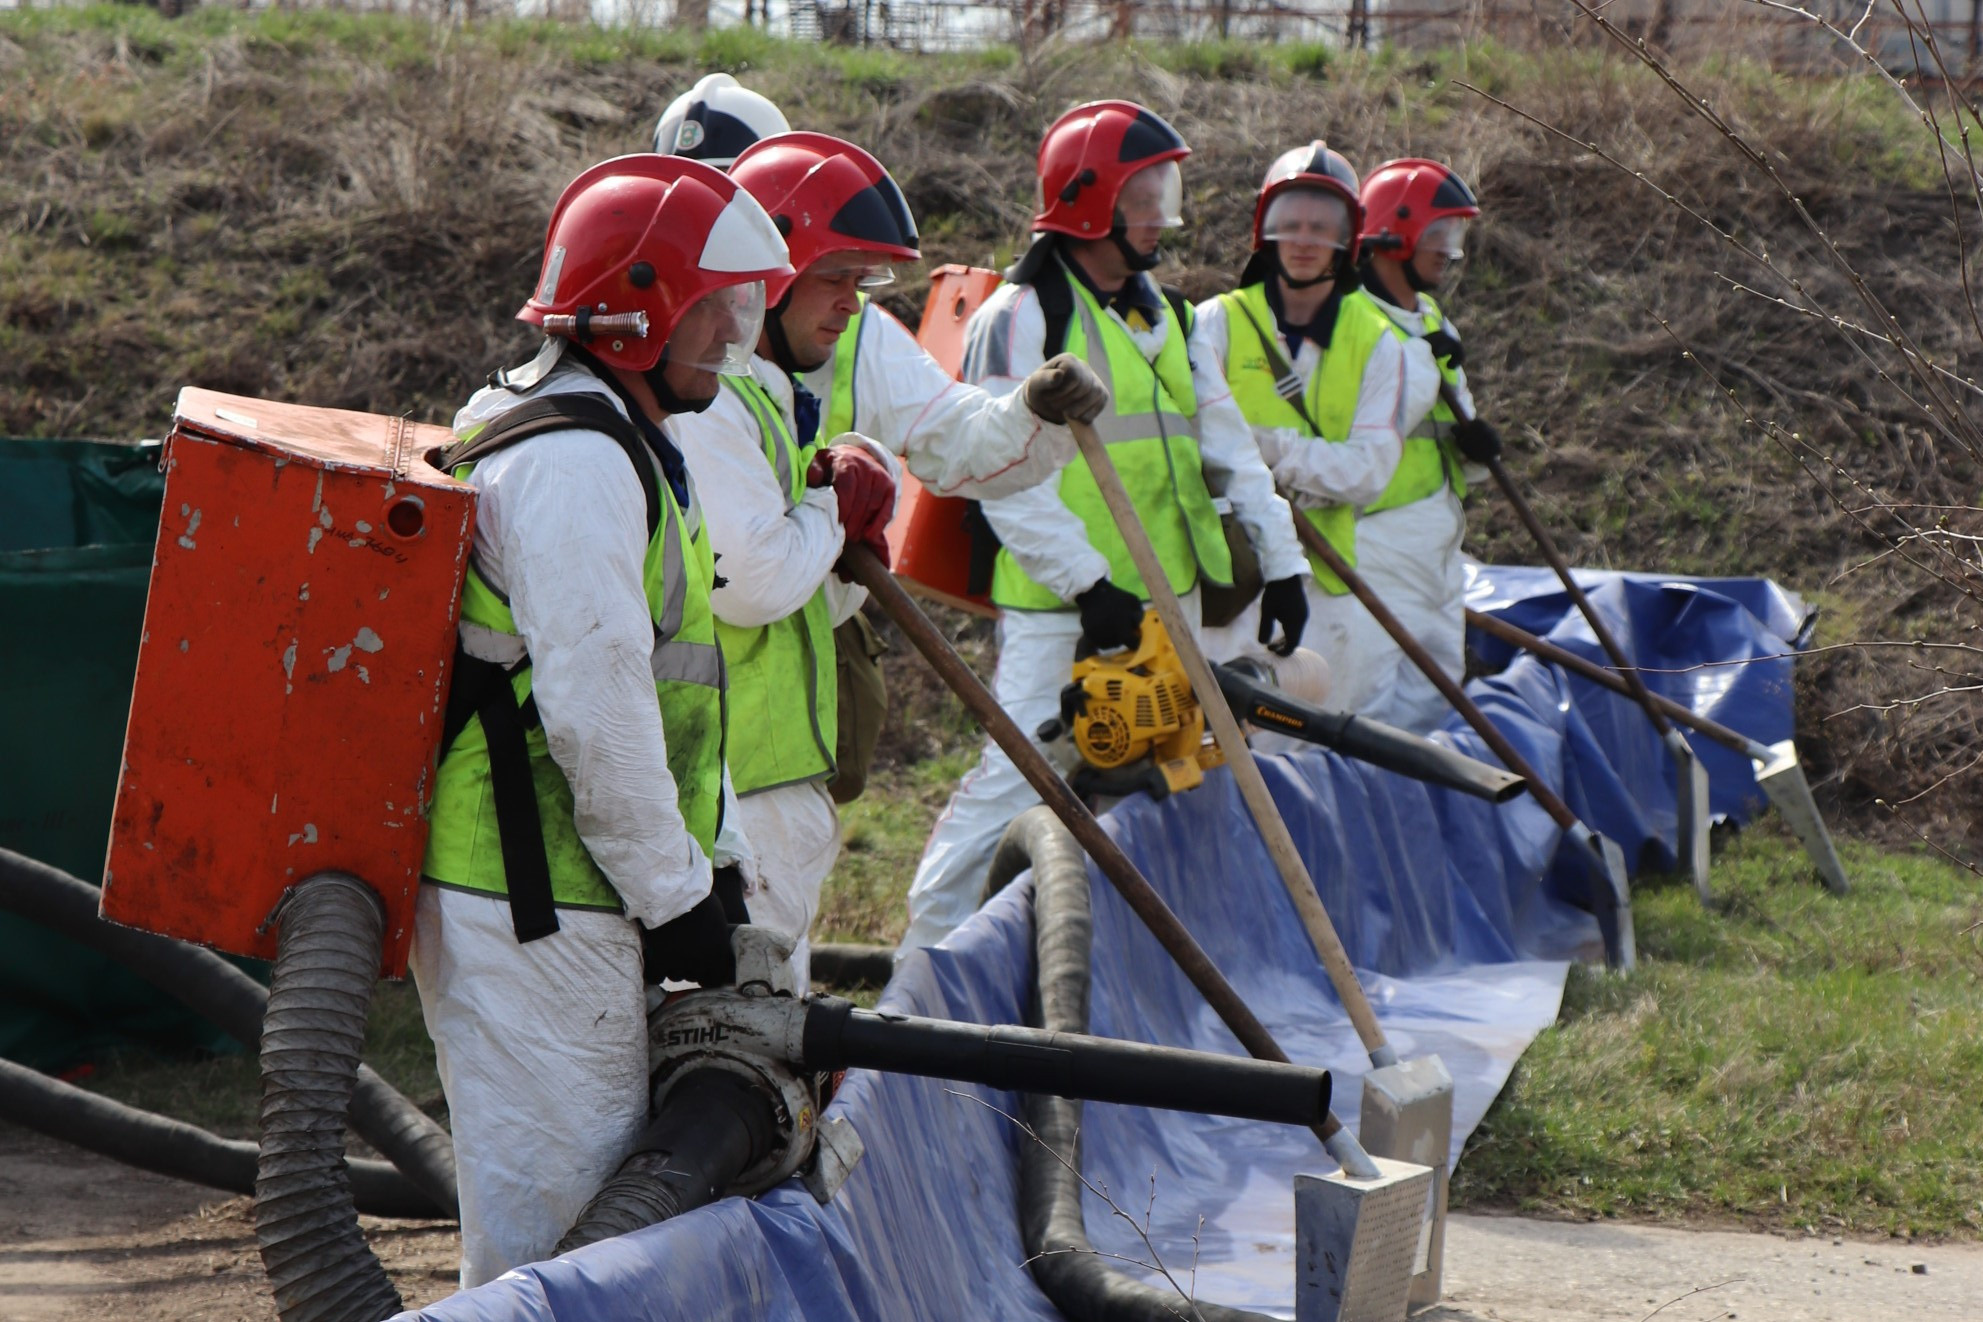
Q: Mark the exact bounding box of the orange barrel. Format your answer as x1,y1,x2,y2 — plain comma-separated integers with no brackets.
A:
883,264,1003,619
100,388,474,977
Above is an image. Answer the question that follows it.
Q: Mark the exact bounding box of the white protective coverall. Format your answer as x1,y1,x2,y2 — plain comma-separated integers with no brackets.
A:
1354,289,1476,733
1192,292,1436,716
671,306,1080,983
900,273,1309,952
409,361,754,1288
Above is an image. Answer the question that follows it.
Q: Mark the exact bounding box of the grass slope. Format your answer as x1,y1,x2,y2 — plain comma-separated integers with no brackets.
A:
1457,830,1983,1238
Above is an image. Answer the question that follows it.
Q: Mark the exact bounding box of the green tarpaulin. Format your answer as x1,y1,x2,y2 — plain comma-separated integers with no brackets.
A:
1,438,240,1068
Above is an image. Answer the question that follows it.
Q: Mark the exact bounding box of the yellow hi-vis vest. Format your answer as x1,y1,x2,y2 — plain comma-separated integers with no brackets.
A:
822,296,866,441
990,274,1231,611
1364,291,1469,514
1215,282,1394,595
424,422,726,912
717,374,839,797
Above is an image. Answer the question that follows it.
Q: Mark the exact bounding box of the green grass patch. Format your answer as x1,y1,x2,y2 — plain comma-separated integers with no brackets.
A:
816,751,976,947
1454,828,1983,1239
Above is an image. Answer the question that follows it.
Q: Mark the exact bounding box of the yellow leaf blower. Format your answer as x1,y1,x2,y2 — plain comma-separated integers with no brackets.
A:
1039,612,1527,805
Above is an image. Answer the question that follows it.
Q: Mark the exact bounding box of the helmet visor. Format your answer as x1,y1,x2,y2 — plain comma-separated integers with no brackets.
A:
1116,159,1185,231
1419,216,1469,260
663,280,766,376
808,253,907,290
1261,188,1352,250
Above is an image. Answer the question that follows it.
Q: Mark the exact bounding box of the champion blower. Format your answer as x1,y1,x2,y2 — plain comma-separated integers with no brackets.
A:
1036,611,1525,806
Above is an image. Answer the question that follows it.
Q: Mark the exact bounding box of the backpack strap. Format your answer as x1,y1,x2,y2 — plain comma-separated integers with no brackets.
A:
443,393,663,541
1226,295,1324,437
436,392,663,945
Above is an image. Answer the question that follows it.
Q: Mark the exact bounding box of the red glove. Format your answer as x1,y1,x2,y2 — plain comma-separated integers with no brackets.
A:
808,444,897,566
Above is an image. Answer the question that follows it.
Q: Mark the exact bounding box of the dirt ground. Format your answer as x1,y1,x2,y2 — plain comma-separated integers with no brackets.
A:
10,1121,1983,1322
0,1123,457,1321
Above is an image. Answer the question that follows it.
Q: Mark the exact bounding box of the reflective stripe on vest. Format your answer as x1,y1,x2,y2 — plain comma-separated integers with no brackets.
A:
717,374,839,796
822,296,866,441
1216,283,1392,596
990,272,1230,610
1364,292,1468,514
423,437,726,912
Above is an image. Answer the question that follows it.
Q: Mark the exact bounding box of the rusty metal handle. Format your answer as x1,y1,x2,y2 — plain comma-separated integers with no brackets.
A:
838,546,1344,1151
1288,513,1581,833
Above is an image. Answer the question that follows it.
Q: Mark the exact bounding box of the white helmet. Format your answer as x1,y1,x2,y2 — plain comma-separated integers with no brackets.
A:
653,73,791,169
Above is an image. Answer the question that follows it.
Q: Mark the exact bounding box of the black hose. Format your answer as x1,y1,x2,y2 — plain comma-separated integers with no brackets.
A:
256,872,404,1322
556,1069,779,1254
0,845,455,1218
997,808,1274,1322
0,1054,438,1218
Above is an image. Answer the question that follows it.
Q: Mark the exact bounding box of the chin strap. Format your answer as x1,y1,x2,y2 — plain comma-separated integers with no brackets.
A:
1402,257,1435,294
1273,242,1356,292
642,356,717,416
1108,227,1163,273
762,286,806,375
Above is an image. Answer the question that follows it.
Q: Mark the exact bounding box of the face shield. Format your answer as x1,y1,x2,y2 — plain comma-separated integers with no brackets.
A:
1413,216,1469,291
1114,159,1185,232
661,280,766,376
808,252,907,291
1260,188,1351,251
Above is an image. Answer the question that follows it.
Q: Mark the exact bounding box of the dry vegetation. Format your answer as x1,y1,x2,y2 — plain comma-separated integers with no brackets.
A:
2,5,1978,849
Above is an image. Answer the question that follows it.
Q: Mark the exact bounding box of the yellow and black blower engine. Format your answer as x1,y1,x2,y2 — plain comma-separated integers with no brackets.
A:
1039,611,1529,805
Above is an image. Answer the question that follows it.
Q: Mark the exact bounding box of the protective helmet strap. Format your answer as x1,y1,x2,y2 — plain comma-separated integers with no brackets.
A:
1109,227,1163,273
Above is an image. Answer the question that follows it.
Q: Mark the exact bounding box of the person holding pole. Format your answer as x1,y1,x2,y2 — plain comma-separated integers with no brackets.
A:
901,101,1310,953
668,132,1106,983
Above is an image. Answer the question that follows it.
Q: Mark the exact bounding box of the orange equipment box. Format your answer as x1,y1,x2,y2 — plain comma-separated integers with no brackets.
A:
101,388,473,977
883,264,1001,619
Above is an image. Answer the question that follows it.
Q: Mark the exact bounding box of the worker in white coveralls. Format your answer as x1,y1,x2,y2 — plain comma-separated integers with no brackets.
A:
1351,157,1499,732
670,130,1106,986
900,101,1312,953
652,71,792,167
1194,143,1428,714
410,155,793,1287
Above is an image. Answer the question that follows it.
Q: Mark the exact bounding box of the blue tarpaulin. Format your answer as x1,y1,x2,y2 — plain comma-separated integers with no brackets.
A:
396,567,1808,1322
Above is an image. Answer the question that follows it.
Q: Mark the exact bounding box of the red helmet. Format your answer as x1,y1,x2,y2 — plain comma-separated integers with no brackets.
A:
1033,100,1190,238
1251,141,1363,256
729,131,921,302
1359,158,1480,262
518,154,791,374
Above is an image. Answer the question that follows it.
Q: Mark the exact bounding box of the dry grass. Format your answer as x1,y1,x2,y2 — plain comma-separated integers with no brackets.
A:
4,6,1978,845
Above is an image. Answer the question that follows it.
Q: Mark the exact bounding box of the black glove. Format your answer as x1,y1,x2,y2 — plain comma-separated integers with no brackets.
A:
639,889,736,988
1257,575,1309,658
710,864,751,924
1075,578,1144,653
1452,415,1502,464
1422,326,1466,369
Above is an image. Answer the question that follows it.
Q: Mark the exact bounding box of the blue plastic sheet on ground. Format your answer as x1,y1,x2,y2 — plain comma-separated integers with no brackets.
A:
396,568,1808,1322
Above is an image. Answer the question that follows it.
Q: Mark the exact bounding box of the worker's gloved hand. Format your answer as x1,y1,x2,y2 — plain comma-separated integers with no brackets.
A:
1452,416,1502,463
1257,575,1309,658
710,864,751,925
1422,326,1466,368
809,443,897,565
1075,578,1144,654
1023,353,1108,426
639,890,737,988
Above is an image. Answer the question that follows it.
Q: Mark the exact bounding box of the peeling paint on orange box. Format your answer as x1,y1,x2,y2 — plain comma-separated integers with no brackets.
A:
101,388,475,978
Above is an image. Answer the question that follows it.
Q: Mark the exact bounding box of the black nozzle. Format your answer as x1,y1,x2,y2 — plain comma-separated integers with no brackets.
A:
799,997,1330,1129
1212,661,1526,803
